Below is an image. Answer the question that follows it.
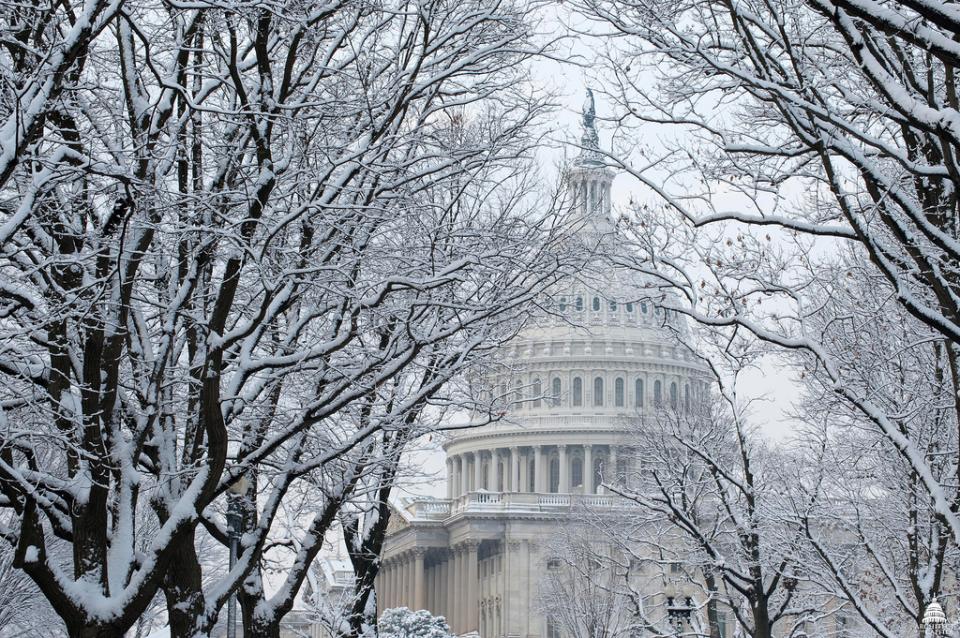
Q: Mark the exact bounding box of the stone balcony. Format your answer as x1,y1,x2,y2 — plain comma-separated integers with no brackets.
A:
402,491,621,521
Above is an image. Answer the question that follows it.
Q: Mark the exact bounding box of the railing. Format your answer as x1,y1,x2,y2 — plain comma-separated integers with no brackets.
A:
409,491,620,519
406,499,452,520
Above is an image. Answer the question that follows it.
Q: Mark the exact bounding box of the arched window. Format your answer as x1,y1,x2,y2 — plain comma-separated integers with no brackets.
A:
609,300,617,312
532,378,542,408
551,377,562,407
593,377,604,406
641,302,648,314
592,296,601,311
572,456,583,487
615,378,625,407
670,382,678,409
654,380,662,405
575,296,583,311
626,302,634,313
559,296,567,311
549,457,560,493
635,378,644,407
573,377,583,407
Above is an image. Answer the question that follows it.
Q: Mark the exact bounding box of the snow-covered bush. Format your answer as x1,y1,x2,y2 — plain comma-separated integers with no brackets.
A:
378,607,454,638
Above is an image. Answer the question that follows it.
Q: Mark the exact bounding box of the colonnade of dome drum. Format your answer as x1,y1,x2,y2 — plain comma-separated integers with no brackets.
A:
444,288,710,499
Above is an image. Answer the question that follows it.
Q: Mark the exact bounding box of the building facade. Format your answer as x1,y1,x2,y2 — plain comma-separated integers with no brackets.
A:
376,93,710,638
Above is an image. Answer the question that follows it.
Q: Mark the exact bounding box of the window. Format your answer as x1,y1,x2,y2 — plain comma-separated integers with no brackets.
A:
592,296,601,311
654,380,662,405
528,458,536,491
593,377,604,406
684,383,691,411
547,558,563,571
547,620,562,638
575,296,583,311
551,378,561,407
573,377,583,407
514,380,523,408
609,300,617,312
615,378,625,407
641,302,648,313
626,302,634,313
572,457,583,487
635,378,644,407
549,457,560,492
670,382,678,409
532,378,542,408
559,296,567,311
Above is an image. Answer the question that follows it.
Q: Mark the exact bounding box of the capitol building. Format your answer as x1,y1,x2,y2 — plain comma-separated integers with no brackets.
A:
374,95,712,638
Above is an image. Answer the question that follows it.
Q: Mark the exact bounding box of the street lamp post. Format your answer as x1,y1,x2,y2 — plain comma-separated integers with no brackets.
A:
923,598,947,638
227,476,250,638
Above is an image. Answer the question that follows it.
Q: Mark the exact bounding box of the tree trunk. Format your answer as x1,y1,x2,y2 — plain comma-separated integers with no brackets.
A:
246,616,282,638
752,602,772,638
66,623,127,638
162,532,205,638
703,571,722,638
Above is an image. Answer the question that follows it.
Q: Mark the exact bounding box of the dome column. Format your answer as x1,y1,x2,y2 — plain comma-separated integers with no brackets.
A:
609,445,618,484
584,444,594,494
533,445,545,492
518,448,528,492
489,449,499,491
445,459,453,499
473,452,483,492
558,444,569,493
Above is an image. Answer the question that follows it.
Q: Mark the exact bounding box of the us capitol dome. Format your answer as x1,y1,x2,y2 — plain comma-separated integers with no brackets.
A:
374,91,711,638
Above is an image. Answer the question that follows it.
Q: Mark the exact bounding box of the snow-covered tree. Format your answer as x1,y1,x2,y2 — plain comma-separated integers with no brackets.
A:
779,255,960,638
377,607,454,638
584,342,821,638
0,0,577,635
570,0,960,585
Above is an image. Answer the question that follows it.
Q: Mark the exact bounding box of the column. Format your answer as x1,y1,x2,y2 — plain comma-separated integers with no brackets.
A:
454,455,463,496
377,564,386,612
534,445,544,492
518,448,528,493
488,449,497,491
457,547,467,633
383,560,397,609
558,444,569,493
446,459,453,499
466,542,480,632
610,445,618,484
404,554,413,608
474,452,483,492
510,446,520,492
584,444,594,494
437,555,446,618
414,549,426,610
383,560,396,609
